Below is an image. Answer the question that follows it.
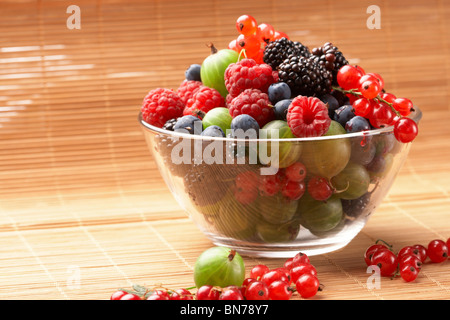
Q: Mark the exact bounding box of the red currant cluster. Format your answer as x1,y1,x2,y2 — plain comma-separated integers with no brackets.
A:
335,65,418,143
234,162,307,205
110,252,321,301
364,237,449,282
228,14,288,63
241,252,321,300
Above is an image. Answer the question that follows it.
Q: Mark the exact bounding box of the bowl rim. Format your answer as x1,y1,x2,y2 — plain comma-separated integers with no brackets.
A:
138,106,422,143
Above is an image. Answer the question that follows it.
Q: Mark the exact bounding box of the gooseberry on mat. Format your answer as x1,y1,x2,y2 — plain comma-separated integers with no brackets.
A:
194,246,246,288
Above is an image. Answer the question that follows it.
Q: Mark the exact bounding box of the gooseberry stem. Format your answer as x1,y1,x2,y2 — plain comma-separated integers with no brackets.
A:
228,249,236,261
207,42,218,54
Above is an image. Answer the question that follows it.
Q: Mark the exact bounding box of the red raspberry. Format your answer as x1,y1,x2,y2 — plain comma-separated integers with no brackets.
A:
141,88,185,128
286,96,331,137
183,86,225,118
224,58,275,98
176,80,203,105
228,89,274,127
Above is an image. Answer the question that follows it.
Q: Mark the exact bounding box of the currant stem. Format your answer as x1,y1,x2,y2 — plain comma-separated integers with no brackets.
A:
375,239,394,250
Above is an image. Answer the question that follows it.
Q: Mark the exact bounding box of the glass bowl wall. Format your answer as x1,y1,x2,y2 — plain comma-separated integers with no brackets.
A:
139,108,422,258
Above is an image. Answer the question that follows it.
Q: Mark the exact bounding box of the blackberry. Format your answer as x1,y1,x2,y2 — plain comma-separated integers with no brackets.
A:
162,117,179,131
310,42,348,84
277,55,332,97
263,37,311,70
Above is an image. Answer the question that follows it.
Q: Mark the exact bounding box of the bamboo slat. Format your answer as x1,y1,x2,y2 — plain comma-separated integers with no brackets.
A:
0,0,449,300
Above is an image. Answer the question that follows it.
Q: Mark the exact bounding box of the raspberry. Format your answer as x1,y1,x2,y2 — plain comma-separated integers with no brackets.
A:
183,86,225,118
141,88,185,128
176,80,203,105
286,96,331,137
224,58,275,99
228,89,274,128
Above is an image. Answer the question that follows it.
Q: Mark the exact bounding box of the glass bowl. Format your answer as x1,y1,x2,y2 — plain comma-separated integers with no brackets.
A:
138,108,422,258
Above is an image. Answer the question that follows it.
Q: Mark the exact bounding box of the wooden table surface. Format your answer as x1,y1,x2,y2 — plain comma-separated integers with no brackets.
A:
0,0,449,300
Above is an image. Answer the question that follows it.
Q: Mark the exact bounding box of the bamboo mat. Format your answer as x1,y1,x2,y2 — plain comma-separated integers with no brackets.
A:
0,0,449,300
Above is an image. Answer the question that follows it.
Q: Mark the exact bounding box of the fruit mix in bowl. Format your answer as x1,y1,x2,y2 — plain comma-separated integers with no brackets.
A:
138,15,422,257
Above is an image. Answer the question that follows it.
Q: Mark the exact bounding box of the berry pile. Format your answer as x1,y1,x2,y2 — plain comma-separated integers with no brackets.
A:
364,237,449,282
140,14,421,244
110,251,321,300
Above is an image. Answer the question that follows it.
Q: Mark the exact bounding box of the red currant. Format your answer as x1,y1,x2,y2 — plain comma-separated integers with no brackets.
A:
240,277,256,297
169,288,194,300
293,252,310,265
364,244,387,266
285,162,307,182
147,293,170,300
393,117,418,143
256,23,275,43
369,101,396,128
273,30,289,40
245,280,270,300
290,263,317,284
337,65,365,90
397,246,421,260
295,273,320,298
359,76,381,99
380,92,396,104
237,33,263,58
259,174,283,196
412,244,428,263
284,257,295,270
261,269,289,287
398,254,422,270
282,180,306,201
400,265,419,282
236,15,258,36
219,286,244,300
196,285,221,300
427,239,449,263
371,248,398,277
249,264,270,280
110,290,141,300
352,98,373,117
393,98,414,117
366,72,384,90
307,176,333,201
268,280,292,300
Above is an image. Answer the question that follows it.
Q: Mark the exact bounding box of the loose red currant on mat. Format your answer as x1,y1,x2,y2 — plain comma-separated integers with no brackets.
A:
397,246,421,260
371,248,398,277
249,264,270,280
293,252,310,265
393,117,418,143
295,273,320,298
290,263,318,284
169,288,194,300
219,286,244,300
398,254,422,271
110,290,141,300
268,280,293,300
400,265,419,282
261,269,289,287
245,280,270,300
196,285,221,300
284,257,295,270
147,292,170,300
427,239,449,263
364,243,388,266
412,244,428,263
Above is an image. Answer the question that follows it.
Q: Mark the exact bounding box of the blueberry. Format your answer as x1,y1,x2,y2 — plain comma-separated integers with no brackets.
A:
345,116,370,133
230,114,260,138
268,82,291,104
173,115,202,134
185,64,201,81
334,105,355,127
319,93,340,119
273,99,292,121
201,125,225,137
